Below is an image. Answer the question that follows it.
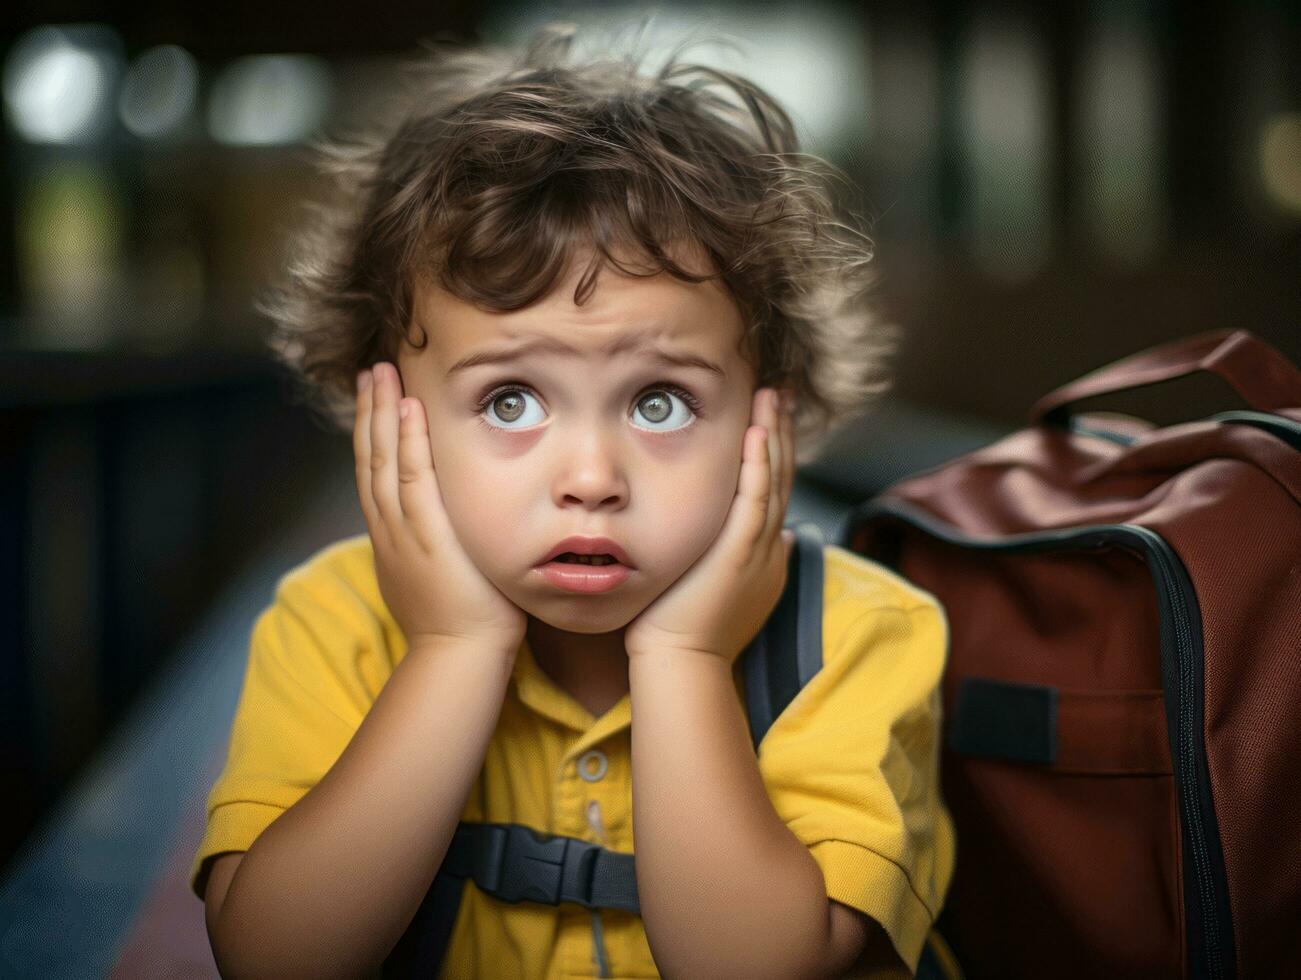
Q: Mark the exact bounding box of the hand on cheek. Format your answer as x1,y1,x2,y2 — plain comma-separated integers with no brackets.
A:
624,386,796,664
354,362,528,654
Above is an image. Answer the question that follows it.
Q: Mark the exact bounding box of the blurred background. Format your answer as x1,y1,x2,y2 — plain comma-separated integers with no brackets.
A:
0,0,1297,975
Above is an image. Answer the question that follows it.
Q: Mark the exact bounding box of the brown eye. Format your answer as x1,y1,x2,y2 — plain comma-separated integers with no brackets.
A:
492,391,526,422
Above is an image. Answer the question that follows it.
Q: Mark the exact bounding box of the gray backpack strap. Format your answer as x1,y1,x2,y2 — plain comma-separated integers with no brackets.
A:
382,866,464,977
743,523,827,752
382,823,640,977
382,523,826,978
446,822,640,912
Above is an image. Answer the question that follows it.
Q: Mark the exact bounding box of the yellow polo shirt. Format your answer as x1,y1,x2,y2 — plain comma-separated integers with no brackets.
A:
190,534,956,978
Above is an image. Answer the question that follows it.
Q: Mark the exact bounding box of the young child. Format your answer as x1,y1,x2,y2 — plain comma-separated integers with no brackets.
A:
190,21,956,979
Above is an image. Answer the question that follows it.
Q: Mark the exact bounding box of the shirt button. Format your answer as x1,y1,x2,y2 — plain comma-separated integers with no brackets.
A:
577,749,608,782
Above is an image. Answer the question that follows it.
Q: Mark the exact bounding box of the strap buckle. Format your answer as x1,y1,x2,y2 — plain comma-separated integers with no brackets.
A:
485,824,601,907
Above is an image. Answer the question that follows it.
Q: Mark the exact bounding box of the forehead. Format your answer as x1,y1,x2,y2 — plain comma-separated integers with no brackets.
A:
410,245,748,377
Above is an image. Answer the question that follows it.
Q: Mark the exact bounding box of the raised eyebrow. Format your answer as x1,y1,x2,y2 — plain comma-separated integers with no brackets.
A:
446,339,726,379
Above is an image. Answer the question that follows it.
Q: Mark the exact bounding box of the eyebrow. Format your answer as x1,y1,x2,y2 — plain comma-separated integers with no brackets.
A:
445,333,727,379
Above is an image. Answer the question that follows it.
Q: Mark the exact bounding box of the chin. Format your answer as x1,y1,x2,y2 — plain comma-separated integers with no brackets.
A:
537,617,630,635
522,596,640,634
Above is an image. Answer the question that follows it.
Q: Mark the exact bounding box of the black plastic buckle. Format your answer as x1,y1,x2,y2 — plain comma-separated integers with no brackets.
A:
487,824,600,908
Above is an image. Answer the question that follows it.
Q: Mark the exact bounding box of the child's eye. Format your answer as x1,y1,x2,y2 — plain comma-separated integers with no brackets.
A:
630,385,702,434
477,385,545,429
474,382,703,434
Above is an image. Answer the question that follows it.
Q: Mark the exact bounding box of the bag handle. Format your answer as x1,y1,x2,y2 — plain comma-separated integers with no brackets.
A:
1028,328,1301,427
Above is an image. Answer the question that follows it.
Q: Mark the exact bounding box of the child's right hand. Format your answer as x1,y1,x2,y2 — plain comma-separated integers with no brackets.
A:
354,361,528,655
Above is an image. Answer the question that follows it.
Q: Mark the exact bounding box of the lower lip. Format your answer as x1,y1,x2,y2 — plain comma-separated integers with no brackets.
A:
536,561,632,594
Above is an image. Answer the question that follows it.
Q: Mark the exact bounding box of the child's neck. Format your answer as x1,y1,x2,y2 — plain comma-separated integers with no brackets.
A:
525,617,630,719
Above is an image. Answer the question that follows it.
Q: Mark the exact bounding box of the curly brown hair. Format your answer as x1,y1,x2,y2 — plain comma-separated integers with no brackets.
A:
261,19,898,466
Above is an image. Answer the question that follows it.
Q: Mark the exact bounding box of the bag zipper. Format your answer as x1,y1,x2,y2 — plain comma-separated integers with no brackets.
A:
1210,410,1301,451
1067,409,1301,453
1068,417,1138,445
843,498,1236,980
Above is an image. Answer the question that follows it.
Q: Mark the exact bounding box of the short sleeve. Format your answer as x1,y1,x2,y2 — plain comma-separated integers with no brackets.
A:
756,595,956,975
188,565,385,901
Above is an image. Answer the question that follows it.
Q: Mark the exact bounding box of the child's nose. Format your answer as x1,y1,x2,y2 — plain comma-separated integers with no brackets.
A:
554,448,629,508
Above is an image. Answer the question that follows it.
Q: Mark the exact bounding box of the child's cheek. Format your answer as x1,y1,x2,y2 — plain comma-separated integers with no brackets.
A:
648,451,740,568
433,470,534,608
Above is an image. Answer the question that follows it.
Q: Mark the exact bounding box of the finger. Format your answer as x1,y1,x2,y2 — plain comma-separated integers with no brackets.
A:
780,391,795,517
734,392,772,547
711,391,772,561
765,388,784,540
396,396,441,545
353,368,384,541
747,422,773,541
370,361,404,530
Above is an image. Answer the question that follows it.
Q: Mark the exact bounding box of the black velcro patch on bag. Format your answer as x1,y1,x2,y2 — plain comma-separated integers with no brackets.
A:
948,677,1057,765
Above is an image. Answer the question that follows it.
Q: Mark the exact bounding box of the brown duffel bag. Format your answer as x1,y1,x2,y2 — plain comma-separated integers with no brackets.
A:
842,329,1301,980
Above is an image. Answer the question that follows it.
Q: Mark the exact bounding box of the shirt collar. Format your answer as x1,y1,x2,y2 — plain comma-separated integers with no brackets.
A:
509,635,750,758
510,634,634,749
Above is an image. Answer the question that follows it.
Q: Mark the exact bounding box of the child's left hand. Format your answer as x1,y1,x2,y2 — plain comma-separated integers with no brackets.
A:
624,386,796,665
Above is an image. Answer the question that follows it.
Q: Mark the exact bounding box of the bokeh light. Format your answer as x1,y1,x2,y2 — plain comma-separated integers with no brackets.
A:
1260,112,1301,217
207,54,332,146
3,25,122,144
957,13,1053,283
118,44,199,140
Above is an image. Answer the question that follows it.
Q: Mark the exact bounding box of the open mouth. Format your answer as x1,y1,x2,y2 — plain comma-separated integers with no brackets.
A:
537,553,631,594
551,553,619,566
